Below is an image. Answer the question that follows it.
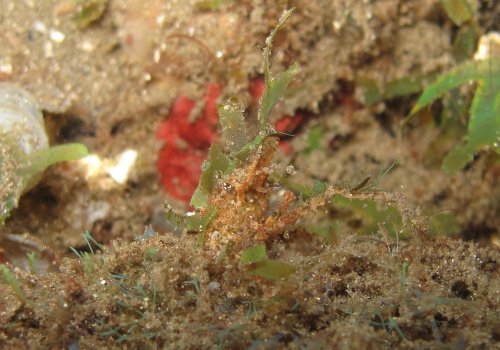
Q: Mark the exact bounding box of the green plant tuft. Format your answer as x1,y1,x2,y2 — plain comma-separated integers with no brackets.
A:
407,58,500,172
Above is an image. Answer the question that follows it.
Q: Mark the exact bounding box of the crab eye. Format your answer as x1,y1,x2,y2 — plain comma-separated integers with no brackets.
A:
222,182,234,192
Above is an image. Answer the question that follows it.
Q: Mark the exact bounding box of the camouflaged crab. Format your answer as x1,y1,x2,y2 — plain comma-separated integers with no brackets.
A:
164,9,405,279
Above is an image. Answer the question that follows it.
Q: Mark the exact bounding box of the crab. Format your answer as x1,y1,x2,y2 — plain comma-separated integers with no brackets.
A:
201,136,311,256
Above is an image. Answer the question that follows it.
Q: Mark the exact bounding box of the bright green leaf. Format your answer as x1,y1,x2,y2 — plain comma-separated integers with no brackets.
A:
1,139,87,224
19,143,89,179
443,77,500,171
442,142,475,171
409,59,500,172
410,60,496,116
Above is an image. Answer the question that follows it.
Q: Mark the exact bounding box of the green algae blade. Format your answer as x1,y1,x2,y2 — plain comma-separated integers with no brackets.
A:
191,144,230,208
20,143,88,179
258,8,300,132
240,244,266,264
249,260,295,280
259,62,300,132
408,59,500,172
439,0,474,26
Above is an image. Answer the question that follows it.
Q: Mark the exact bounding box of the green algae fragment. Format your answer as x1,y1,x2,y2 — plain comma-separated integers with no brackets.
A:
143,247,159,261
259,61,300,132
249,260,295,280
258,8,301,132
281,180,327,200
333,195,411,238
306,124,324,153
305,224,336,240
439,0,474,26
74,0,109,29
191,144,230,209
429,212,460,236
356,77,382,105
384,76,422,100
453,25,477,62
240,244,266,264
357,75,423,105
195,0,232,11
241,244,295,280
311,181,328,196
225,133,268,174
26,252,37,274
20,143,88,180
1,264,28,304
164,204,187,231
196,207,218,246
